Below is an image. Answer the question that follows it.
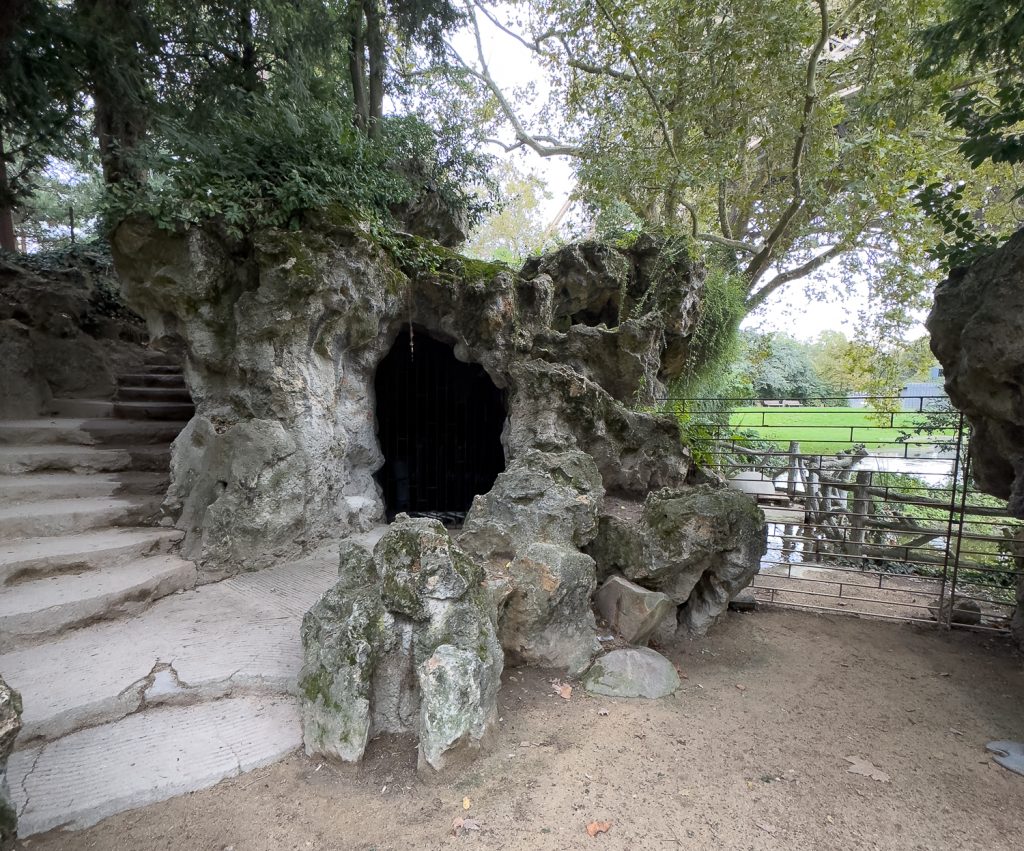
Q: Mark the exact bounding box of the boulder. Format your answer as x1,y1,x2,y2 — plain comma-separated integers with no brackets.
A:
459,449,604,561
595,575,675,646
499,543,601,674
299,518,502,771
1,677,22,851
583,648,680,699
588,486,766,637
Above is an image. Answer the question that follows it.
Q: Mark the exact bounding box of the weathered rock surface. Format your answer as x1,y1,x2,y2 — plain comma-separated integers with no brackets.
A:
926,227,1024,646
459,449,604,561
299,518,502,771
1,676,22,850
498,543,601,674
0,250,148,418
459,450,603,671
928,228,1024,513
583,648,680,699
595,575,675,646
112,215,702,576
588,487,766,637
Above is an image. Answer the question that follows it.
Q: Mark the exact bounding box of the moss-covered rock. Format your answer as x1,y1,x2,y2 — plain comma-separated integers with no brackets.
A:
587,485,767,637
299,517,501,771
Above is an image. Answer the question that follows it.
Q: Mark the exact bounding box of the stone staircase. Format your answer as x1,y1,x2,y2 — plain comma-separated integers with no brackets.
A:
0,359,196,653
0,357,342,838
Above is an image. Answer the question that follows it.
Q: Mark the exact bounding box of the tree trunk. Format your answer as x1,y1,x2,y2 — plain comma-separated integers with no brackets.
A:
347,0,368,133
364,0,385,140
0,134,15,253
78,0,150,185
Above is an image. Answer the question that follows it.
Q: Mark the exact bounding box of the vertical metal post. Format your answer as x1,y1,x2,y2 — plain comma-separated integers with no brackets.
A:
69,206,75,244
936,410,966,629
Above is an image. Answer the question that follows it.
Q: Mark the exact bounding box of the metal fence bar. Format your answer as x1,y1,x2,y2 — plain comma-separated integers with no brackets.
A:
664,396,1020,633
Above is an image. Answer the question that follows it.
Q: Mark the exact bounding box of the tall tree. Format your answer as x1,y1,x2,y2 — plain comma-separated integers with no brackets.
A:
0,0,86,251
454,0,1019,324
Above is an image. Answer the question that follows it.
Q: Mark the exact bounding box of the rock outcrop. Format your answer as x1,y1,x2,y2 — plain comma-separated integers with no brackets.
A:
928,229,1024,516
299,517,502,771
111,213,703,577
927,227,1024,648
1,677,22,850
588,487,766,637
0,249,148,418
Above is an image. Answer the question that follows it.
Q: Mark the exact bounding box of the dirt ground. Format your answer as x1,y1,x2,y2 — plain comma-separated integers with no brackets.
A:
20,608,1024,851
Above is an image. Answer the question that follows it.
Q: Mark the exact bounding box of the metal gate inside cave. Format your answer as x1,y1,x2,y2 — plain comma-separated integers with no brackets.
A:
668,396,1022,634
375,327,506,524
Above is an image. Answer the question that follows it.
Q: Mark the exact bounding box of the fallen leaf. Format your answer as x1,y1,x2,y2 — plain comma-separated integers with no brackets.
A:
463,796,471,810
844,756,890,783
755,822,777,835
735,684,747,692
451,817,464,836
554,682,572,700
586,821,613,837
462,819,480,831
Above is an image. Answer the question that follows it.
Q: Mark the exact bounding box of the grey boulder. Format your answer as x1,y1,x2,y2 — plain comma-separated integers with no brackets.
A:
583,648,680,699
595,575,675,646
588,485,766,637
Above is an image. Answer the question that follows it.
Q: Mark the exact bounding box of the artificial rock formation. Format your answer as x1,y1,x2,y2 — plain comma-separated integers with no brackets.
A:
112,211,766,683
0,677,22,850
299,517,502,771
588,486,766,637
111,215,701,577
595,575,675,646
927,227,1024,648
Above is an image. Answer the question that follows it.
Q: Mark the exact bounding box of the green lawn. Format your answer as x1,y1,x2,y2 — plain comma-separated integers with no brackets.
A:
726,406,954,455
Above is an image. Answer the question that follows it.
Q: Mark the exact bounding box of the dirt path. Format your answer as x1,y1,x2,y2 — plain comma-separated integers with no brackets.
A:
24,608,1024,851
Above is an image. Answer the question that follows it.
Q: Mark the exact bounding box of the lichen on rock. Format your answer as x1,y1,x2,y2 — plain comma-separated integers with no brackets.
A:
299,517,501,771
588,486,766,637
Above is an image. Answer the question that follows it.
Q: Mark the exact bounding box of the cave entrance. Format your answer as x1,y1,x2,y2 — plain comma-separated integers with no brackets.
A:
374,327,506,525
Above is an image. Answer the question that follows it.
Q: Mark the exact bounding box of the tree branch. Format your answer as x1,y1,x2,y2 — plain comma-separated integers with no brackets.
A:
471,1,634,79
446,10,583,158
744,242,847,312
743,0,831,286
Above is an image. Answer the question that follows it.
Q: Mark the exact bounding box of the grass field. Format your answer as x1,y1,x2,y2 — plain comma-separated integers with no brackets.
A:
727,406,954,455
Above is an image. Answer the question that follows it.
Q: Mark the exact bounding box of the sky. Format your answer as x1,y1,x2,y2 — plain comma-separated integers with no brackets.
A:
454,8,928,344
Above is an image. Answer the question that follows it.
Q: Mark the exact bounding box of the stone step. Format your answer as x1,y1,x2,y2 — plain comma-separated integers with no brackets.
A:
7,696,301,837
0,445,170,475
114,386,193,404
0,418,187,447
0,472,169,506
0,554,197,653
0,495,164,539
0,546,338,744
139,364,182,375
49,398,194,421
0,527,182,585
116,373,187,388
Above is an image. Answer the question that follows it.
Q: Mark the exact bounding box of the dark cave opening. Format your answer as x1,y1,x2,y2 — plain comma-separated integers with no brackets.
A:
374,327,506,524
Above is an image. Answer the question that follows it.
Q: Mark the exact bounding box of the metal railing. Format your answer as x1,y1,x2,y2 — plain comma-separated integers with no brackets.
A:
663,396,1021,633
